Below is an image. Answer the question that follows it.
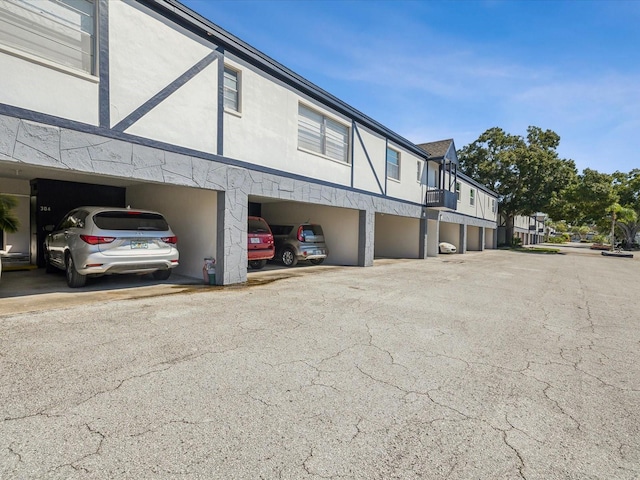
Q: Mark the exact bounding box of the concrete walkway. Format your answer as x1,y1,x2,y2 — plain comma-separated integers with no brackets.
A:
1,250,638,479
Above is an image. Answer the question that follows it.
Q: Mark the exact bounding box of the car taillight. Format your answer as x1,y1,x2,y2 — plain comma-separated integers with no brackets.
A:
297,226,304,242
80,235,115,245
162,236,178,244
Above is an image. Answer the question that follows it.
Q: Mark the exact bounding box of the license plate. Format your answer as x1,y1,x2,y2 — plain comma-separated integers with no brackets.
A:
131,240,148,249
250,237,260,244
315,250,324,255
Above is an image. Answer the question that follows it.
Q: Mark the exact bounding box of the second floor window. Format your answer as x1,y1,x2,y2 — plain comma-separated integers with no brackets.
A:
470,188,475,206
416,161,421,183
298,104,349,163
456,182,461,201
386,147,400,181
223,67,240,112
0,0,96,74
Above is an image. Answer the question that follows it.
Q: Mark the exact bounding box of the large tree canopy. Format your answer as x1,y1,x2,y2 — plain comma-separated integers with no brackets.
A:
458,127,577,242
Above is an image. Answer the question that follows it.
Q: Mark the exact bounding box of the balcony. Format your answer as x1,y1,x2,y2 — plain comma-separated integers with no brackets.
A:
424,189,457,210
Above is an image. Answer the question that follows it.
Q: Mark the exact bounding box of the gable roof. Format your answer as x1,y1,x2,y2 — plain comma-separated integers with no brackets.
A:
416,139,454,160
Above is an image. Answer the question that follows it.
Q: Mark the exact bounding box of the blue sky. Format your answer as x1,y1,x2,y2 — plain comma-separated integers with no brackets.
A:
182,0,639,175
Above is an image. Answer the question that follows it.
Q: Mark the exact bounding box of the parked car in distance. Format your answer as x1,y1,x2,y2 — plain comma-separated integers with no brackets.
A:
270,223,328,267
44,206,179,288
247,216,274,269
439,242,457,254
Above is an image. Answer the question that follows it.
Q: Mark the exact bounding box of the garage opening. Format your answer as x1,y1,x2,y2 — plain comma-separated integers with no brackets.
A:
253,197,360,267
374,213,421,259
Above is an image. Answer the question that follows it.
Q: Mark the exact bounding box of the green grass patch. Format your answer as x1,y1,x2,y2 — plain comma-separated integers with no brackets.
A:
512,246,560,254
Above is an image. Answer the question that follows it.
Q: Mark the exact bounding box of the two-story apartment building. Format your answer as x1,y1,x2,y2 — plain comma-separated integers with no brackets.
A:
0,0,498,285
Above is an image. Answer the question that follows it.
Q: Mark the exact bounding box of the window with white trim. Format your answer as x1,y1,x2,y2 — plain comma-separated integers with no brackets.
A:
492,198,496,212
416,161,421,183
223,67,240,112
298,104,349,163
386,147,400,181
470,188,475,206
0,0,96,74
456,182,461,202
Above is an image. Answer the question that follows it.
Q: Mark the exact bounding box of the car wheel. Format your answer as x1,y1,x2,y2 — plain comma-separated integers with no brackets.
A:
281,248,298,267
309,258,325,265
248,259,267,270
152,269,172,280
65,254,86,288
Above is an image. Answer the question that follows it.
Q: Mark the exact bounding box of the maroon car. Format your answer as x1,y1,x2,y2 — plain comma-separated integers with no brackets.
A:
247,216,274,269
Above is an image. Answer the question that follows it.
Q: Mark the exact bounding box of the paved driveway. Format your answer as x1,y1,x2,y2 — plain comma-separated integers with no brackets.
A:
1,249,638,479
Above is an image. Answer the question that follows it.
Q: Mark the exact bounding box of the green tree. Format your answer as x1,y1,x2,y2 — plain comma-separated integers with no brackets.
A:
458,126,577,244
0,194,20,234
559,169,618,226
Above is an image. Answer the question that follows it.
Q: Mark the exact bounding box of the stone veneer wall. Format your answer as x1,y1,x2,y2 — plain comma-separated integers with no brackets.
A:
0,114,423,284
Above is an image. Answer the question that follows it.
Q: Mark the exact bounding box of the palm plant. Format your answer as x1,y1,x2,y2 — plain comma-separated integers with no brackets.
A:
0,194,20,234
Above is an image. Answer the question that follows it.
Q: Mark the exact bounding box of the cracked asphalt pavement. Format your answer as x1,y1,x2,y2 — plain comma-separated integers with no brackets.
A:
1,248,639,479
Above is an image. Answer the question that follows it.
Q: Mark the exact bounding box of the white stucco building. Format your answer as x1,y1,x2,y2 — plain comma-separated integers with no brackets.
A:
0,0,498,285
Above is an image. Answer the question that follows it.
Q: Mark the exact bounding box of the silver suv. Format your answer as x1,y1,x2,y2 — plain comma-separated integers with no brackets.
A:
270,223,328,267
44,206,179,287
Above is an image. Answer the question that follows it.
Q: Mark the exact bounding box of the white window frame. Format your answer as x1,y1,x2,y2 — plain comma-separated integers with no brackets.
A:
470,188,475,206
456,182,461,202
386,147,400,181
416,161,422,183
223,66,241,113
0,0,96,75
298,104,350,164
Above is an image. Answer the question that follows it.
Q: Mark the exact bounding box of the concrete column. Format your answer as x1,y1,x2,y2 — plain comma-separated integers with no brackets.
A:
479,226,485,251
216,189,248,285
418,216,428,259
458,223,467,254
358,209,375,266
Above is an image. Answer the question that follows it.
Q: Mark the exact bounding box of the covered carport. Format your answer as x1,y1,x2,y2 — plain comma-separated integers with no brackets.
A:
439,221,460,252
374,212,421,259
1,164,216,283
259,198,360,266
467,225,483,251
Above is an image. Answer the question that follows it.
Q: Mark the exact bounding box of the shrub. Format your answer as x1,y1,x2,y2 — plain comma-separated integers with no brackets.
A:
512,237,522,246
547,236,565,244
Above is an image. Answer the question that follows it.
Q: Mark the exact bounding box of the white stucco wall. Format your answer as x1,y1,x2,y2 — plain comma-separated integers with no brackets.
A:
261,201,359,266
0,49,98,125
374,213,420,258
126,183,217,280
110,1,218,152
224,58,353,186
385,144,424,204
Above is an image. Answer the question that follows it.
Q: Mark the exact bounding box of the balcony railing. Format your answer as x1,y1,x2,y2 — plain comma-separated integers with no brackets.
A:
424,189,457,210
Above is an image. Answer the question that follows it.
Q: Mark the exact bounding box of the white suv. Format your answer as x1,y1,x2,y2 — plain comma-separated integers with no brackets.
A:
44,206,179,287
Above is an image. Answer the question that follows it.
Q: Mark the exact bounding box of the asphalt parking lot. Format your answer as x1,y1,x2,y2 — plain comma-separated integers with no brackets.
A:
1,246,639,479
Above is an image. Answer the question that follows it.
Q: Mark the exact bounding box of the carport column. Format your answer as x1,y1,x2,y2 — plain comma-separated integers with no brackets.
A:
216,190,248,285
418,216,428,259
479,227,485,252
358,209,375,266
458,223,467,254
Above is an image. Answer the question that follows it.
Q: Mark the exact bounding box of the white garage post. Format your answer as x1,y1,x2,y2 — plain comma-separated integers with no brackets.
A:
216,189,248,285
358,209,375,267
479,227,485,252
